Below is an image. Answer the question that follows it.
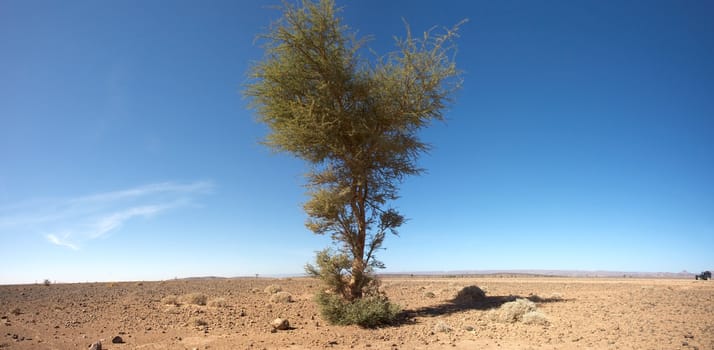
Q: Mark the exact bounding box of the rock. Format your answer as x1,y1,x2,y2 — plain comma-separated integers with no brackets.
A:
271,318,290,330
111,335,123,344
88,341,102,350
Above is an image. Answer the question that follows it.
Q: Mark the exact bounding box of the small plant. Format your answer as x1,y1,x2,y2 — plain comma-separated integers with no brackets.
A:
182,293,207,306
521,310,549,325
264,284,282,294
269,291,293,303
452,285,486,305
208,297,228,307
315,292,400,328
43,279,51,287
162,295,180,306
489,298,538,323
433,321,452,333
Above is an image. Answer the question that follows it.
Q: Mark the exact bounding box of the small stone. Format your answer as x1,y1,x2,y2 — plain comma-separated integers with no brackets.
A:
111,336,123,344
271,318,290,331
88,341,102,350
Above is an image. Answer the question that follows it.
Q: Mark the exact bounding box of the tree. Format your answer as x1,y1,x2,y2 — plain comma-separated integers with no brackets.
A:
246,0,463,301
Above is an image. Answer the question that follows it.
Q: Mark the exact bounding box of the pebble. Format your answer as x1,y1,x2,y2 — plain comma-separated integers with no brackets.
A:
111,335,123,344
271,318,290,331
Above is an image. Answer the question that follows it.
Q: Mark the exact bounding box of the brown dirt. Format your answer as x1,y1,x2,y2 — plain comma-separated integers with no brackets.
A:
1,277,712,349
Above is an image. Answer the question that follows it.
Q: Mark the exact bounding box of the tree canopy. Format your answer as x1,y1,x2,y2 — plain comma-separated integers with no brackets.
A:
246,0,463,301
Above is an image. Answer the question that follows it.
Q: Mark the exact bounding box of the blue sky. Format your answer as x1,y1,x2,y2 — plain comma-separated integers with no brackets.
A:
1,0,712,284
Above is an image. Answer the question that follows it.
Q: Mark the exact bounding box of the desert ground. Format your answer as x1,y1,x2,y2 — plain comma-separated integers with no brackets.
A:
1,276,712,350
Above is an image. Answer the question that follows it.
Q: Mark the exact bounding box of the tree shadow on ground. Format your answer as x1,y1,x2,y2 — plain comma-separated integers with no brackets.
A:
395,294,569,325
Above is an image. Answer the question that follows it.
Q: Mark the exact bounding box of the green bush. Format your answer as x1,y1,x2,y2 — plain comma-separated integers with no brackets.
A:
316,292,400,328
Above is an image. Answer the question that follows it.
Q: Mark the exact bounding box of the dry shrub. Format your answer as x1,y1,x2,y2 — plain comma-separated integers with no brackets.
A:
433,321,452,333
489,298,537,323
269,291,293,303
182,292,207,306
522,310,549,325
264,284,282,294
208,297,228,307
453,285,486,305
161,295,179,306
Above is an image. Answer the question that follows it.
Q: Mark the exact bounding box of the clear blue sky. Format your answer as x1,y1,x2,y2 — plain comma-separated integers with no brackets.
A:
1,0,712,284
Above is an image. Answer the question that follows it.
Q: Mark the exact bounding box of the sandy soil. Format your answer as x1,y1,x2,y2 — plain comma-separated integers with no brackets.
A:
1,276,712,349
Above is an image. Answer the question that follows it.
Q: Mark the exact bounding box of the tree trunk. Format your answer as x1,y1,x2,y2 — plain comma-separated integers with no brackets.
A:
348,257,365,300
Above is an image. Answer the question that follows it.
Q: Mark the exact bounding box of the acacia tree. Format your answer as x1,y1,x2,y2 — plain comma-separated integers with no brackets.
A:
246,0,462,301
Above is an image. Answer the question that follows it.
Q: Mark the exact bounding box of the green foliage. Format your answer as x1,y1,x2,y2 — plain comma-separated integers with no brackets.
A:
246,0,463,299
315,291,401,328
305,248,363,298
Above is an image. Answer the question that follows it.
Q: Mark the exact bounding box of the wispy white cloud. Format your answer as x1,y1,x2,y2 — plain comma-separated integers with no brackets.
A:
46,234,79,251
0,181,214,250
90,202,179,239
74,181,213,204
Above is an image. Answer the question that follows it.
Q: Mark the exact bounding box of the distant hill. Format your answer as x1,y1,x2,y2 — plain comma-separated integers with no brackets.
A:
380,269,698,279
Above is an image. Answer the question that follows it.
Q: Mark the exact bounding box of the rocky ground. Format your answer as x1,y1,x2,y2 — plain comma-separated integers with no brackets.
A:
1,276,712,349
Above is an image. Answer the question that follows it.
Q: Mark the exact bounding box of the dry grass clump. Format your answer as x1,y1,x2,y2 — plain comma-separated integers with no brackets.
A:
269,291,293,303
453,285,486,305
433,321,452,333
264,284,282,294
161,295,180,306
522,310,549,325
181,292,208,306
489,298,548,324
208,297,229,307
